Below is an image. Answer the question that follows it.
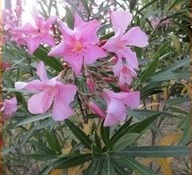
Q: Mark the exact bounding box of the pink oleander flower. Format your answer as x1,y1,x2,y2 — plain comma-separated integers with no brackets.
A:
113,58,137,86
15,61,77,121
48,14,106,76
102,89,140,127
1,97,17,119
13,9,57,55
103,11,148,69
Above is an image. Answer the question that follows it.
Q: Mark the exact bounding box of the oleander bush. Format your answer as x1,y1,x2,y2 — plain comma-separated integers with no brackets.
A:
1,0,191,174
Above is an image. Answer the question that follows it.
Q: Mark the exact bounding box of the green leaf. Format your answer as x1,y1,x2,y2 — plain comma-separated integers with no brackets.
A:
109,113,160,148
165,97,190,108
100,32,114,40
117,146,190,157
91,144,103,158
110,117,133,144
65,6,74,29
112,133,140,151
179,115,191,145
21,126,39,146
55,154,92,169
79,0,89,14
94,132,102,150
139,42,171,83
65,119,92,150
117,154,156,175
84,159,103,175
111,159,129,175
150,57,189,82
100,121,110,149
29,152,58,160
139,56,159,83
46,130,62,154
15,92,28,110
32,141,57,155
101,157,115,175
150,70,189,82
33,46,63,72
38,153,92,175
156,57,189,73
17,113,51,126
128,109,178,120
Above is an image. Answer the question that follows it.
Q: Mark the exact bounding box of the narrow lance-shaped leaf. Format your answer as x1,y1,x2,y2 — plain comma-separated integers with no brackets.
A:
65,119,92,150
117,146,190,157
33,46,63,72
117,154,156,175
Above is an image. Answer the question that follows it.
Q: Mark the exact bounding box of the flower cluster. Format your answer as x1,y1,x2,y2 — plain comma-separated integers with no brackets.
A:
2,5,23,43
12,10,148,126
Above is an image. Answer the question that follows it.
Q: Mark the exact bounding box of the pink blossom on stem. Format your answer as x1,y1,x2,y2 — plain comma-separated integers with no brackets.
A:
113,58,137,86
13,9,57,54
102,89,140,127
1,97,17,119
15,61,77,121
103,11,148,69
86,77,95,93
48,14,106,76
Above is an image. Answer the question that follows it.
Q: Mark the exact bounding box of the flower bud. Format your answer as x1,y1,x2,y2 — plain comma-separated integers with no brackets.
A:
88,101,105,118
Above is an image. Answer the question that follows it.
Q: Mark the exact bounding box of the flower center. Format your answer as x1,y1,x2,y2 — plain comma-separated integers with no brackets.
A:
74,41,83,52
116,39,126,49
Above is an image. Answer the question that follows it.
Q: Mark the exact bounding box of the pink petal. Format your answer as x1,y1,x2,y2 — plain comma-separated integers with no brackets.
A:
28,88,55,114
44,16,57,29
84,45,106,64
24,36,42,55
121,91,140,109
74,13,86,28
58,20,75,36
111,11,132,34
41,33,55,46
104,99,127,127
121,48,139,70
113,57,123,77
80,19,100,43
48,40,65,57
34,15,45,29
102,31,122,52
56,84,77,105
119,65,137,86
66,55,84,76
15,80,47,91
52,84,77,121
15,82,28,89
123,27,148,47
25,80,47,91
52,97,74,121
37,61,48,81
14,23,38,35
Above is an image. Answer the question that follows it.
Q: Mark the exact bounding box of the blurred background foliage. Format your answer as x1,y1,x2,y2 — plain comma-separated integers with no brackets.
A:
1,0,191,174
